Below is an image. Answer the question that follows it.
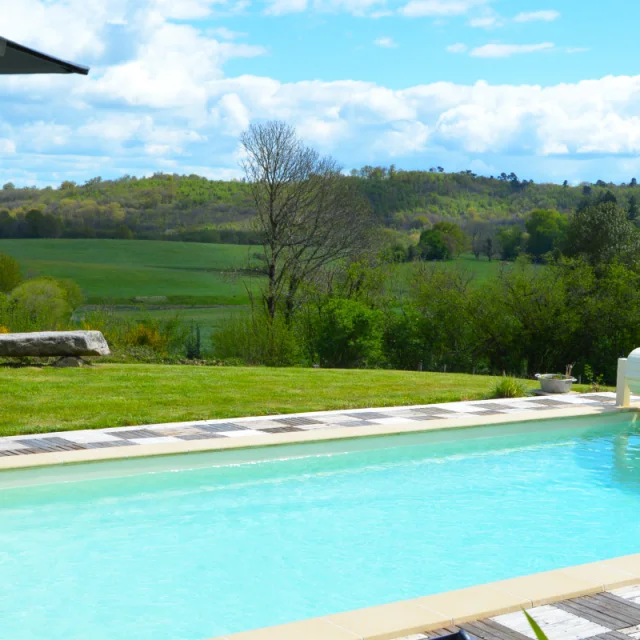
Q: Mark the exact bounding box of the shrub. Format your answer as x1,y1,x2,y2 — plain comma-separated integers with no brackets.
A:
184,323,202,360
309,298,385,368
382,309,426,371
8,278,72,330
77,307,186,359
0,252,21,293
124,324,167,351
213,310,300,366
490,377,528,399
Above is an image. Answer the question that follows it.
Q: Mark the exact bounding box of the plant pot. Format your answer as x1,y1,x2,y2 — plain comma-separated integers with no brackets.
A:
535,374,577,394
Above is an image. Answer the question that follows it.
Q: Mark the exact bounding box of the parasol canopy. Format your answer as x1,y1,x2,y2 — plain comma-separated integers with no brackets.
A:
0,36,89,75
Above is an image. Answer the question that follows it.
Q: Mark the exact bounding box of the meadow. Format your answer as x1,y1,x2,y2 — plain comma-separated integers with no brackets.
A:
0,239,258,305
0,239,513,301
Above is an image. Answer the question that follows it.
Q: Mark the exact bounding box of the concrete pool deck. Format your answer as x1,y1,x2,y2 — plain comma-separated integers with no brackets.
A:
209,556,640,640
0,392,634,471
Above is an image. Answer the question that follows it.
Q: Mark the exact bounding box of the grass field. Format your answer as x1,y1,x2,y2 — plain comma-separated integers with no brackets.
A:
0,365,587,437
0,239,258,305
0,239,525,301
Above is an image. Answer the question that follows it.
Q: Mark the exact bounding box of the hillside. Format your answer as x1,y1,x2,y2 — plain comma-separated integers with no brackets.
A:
1,169,637,243
0,239,257,305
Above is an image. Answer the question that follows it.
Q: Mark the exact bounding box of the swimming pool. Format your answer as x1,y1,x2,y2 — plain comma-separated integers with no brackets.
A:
1,411,639,639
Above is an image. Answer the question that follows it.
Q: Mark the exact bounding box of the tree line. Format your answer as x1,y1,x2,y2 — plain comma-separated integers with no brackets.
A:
2,157,640,244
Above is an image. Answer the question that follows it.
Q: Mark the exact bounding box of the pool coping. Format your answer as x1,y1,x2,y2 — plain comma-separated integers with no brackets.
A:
0,401,633,472
209,554,640,640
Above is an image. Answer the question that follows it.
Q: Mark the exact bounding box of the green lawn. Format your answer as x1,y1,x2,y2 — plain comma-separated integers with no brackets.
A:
0,365,587,438
0,239,260,304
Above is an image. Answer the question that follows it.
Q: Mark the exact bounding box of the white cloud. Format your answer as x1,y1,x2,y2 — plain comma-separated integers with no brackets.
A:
2,0,112,60
446,43,467,54
85,22,265,111
373,121,430,155
149,0,231,19
374,37,397,48
567,47,589,54
211,93,251,135
264,0,307,14
208,27,247,39
470,42,555,58
514,10,560,23
468,15,502,28
0,140,17,154
4,0,640,187
400,0,488,18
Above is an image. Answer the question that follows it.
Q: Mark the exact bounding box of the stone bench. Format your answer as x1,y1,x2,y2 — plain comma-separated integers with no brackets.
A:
0,331,110,366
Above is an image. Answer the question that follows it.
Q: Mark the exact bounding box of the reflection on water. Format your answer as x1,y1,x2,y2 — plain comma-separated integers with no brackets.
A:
573,414,640,494
612,415,640,491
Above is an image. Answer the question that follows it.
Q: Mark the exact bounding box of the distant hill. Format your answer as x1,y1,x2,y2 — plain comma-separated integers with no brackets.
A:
0,169,637,242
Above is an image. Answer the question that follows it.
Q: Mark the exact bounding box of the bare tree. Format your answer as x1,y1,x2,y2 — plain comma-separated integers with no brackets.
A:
240,121,373,320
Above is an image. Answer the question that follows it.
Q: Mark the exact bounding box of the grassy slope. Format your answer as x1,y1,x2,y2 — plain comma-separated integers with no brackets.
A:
0,239,258,304
0,365,591,438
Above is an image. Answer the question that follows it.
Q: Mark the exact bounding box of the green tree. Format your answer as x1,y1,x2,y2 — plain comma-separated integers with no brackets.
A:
496,226,526,260
0,253,21,293
404,264,475,372
418,228,452,260
564,201,640,265
600,190,618,204
418,222,467,261
525,209,567,258
628,195,639,222
25,210,62,238
310,298,385,368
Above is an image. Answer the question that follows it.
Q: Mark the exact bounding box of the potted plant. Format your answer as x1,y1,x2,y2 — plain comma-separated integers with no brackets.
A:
535,364,577,394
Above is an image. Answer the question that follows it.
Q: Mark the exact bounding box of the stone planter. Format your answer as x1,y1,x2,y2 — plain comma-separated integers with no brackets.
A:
535,373,577,394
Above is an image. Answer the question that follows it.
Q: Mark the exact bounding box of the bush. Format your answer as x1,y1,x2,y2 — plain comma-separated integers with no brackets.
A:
490,377,528,398
213,310,300,366
383,308,427,371
0,252,21,293
307,298,385,368
7,278,72,331
124,324,167,351
184,323,202,360
78,307,186,358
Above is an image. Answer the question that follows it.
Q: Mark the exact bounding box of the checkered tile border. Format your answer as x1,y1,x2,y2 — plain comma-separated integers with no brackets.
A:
398,585,640,639
0,392,629,458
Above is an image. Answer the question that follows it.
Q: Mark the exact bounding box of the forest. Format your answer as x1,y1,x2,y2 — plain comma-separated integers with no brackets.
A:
1,168,639,243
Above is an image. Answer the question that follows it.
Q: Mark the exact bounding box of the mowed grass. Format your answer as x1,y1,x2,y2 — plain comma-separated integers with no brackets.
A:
0,365,568,437
0,239,260,304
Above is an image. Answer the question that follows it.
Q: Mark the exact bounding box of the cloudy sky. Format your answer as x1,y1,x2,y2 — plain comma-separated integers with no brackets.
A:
1,0,639,187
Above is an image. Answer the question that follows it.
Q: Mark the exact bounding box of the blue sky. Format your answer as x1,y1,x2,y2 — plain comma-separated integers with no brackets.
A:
2,0,640,187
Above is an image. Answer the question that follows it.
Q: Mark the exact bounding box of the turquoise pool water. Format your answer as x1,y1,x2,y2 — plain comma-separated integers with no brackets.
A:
2,412,640,639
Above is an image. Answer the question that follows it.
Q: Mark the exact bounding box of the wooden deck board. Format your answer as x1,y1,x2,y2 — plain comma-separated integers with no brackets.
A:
555,599,634,629
463,619,531,640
